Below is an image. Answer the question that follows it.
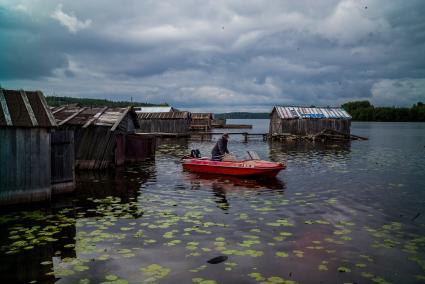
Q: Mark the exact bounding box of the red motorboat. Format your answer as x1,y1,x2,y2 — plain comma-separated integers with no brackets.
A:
182,158,285,178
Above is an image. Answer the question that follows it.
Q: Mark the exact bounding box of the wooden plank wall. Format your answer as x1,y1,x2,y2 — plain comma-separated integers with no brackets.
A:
74,126,116,170
191,119,212,128
0,128,51,205
125,134,156,162
271,118,351,135
269,111,281,134
138,119,190,133
72,116,143,170
51,129,75,193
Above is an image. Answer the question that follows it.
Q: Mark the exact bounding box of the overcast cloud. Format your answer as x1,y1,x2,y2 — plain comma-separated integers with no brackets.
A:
0,0,424,111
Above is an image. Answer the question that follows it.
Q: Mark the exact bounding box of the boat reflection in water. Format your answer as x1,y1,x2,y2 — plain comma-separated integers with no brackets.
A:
184,172,285,211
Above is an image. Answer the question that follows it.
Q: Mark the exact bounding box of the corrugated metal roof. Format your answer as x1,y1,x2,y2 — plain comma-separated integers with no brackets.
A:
52,106,139,129
272,106,351,119
191,113,214,119
134,106,178,113
138,111,191,120
0,89,57,127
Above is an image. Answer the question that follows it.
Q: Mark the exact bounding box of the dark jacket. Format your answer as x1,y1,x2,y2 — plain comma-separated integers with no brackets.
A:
211,137,229,160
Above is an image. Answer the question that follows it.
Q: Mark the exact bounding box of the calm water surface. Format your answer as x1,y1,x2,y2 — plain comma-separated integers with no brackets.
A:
1,121,424,284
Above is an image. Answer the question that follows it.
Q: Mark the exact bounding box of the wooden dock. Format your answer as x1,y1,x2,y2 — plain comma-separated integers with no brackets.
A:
191,132,267,142
270,129,368,142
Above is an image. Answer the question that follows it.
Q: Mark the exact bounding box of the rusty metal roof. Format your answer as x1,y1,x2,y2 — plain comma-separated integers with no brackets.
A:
191,113,214,119
51,106,139,130
137,111,191,120
272,106,351,119
0,89,57,127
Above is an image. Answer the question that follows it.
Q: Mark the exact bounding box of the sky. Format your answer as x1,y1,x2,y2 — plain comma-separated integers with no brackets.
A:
0,0,424,112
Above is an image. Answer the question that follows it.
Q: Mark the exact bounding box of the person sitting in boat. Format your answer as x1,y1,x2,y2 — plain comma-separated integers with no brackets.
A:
211,133,230,161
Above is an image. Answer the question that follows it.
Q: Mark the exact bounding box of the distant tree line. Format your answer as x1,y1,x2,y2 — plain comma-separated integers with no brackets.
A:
46,96,168,108
342,101,425,122
215,112,270,119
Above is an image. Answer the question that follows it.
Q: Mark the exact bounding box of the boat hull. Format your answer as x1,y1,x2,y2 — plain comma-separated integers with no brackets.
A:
182,159,285,178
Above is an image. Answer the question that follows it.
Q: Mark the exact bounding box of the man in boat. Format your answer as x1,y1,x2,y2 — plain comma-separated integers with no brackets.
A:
211,133,230,161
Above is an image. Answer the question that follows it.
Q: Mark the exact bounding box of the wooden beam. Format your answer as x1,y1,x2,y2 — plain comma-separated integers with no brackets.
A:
37,91,57,126
20,90,38,127
52,106,66,114
0,89,12,126
83,107,108,128
58,107,87,126
110,107,130,132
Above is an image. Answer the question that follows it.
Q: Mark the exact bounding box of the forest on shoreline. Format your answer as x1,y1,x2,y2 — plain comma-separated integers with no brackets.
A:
46,96,167,108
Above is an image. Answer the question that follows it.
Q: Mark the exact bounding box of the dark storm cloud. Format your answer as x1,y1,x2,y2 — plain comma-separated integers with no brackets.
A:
0,0,424,111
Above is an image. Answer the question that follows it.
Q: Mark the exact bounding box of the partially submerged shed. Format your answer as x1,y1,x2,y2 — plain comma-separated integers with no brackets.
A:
190,113,214,131
269,106,352,136
0,89,57,205
52,106,155,170
137,111,192,133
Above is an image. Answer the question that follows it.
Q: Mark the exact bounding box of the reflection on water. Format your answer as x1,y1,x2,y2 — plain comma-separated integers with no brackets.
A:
1,122,425,284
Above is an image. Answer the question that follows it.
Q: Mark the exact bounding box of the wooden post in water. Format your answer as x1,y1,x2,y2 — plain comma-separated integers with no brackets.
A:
243,132,248,143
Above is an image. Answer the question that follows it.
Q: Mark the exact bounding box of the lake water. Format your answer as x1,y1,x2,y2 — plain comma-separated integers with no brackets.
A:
1,121,425,284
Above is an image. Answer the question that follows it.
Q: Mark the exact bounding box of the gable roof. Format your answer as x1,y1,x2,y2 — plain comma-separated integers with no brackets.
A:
51,106,139,130
0,89,57,127
272,106,351,120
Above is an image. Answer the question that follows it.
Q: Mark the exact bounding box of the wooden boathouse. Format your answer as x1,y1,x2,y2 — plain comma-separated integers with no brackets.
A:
269,106,352,136
137,111,192,134
0,89,57,205
52,106,155,170
190,113,214,131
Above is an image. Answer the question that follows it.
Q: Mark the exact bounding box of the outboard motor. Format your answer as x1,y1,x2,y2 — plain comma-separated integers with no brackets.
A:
190,149,201,158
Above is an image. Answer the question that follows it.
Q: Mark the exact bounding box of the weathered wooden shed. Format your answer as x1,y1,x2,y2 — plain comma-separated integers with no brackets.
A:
269,106,352,136
0,89,57,205
190,113,214,131
51,129,75,194
137,111,192,133
52,106,155,170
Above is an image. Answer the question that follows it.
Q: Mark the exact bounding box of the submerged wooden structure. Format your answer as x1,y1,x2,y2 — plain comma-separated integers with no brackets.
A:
52,106,155,170
137,111,192,134
269,106,352,137
0,89,58,205
190,113,214,131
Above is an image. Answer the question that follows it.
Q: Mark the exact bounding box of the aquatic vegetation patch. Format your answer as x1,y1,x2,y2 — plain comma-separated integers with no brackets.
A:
275,251,289,258
140,264,171,283
337,266,351,273
192,278,217,284
360,272,393,284
248,272,297,284
266,219,294,227
318,261,328,271
1,210,76,254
